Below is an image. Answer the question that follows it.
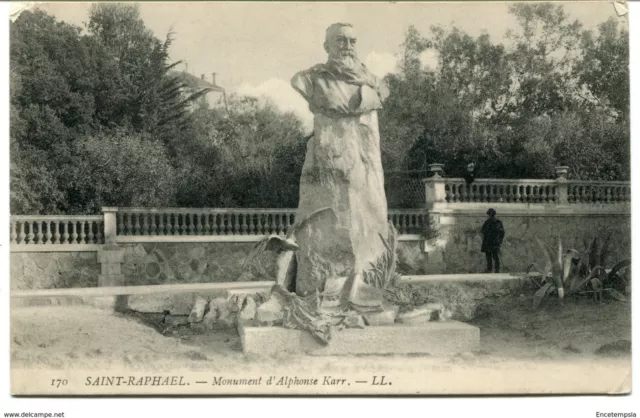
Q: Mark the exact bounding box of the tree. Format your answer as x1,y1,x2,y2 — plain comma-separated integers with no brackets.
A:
61,131,178,214
575,18,629,118
87,4,211,148
173,96,307,208
10,7,210,213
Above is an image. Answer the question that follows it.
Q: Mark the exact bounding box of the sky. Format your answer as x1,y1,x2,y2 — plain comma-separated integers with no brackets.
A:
31,1,624,130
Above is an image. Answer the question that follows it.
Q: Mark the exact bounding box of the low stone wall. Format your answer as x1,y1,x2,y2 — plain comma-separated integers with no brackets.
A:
121,242,278,286
401,212,631,275
10,252,100,290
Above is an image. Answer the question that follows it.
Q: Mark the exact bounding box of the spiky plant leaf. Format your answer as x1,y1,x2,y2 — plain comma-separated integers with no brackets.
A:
533,282,554,309
605,288,628,302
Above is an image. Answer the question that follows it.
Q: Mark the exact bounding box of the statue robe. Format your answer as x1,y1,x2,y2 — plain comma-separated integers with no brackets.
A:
290,63,389,297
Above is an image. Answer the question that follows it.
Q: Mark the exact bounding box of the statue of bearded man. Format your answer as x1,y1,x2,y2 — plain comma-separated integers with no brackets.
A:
290,23,389,297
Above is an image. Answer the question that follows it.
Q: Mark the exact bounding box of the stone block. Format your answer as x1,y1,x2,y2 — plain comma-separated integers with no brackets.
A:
362,305,399,326
98,273,125,288
101,263,122,276
240,321,480,356
97,247,126,264
88,295,129,312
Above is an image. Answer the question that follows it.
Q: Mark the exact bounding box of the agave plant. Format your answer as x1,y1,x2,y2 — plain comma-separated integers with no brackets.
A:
528,235,630,309
362,221,400,289
527,237,580,309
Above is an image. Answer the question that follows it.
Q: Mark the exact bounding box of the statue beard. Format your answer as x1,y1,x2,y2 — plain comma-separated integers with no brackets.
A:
329,52,360,71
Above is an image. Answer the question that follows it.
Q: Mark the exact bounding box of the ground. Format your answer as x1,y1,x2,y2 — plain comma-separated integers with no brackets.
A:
10,293,631,395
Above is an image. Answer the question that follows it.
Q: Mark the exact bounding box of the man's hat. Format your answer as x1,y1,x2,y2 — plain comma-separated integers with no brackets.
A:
487,208,496,216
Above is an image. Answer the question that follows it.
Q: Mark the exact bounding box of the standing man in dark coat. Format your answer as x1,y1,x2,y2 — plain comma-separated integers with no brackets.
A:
481,208,505,273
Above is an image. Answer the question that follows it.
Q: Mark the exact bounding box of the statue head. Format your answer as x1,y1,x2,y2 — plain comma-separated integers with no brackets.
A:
324,23,358,67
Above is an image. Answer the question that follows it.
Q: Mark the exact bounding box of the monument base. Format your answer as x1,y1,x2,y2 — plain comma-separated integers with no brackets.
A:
239,321,480,356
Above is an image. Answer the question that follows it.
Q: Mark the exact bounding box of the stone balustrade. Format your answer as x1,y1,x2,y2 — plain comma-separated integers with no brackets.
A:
388,209,428,235
443,178,559,204
114,207,297,237
567,181,631,204
10,208,428,250
424,164,630,208
10,215,104,246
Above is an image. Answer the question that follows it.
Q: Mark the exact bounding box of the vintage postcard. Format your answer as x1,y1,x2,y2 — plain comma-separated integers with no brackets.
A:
6,1,632,397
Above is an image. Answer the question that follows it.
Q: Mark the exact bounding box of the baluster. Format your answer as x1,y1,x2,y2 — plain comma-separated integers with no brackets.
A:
132,213,139,235
268,214,275,235
168,214,175,235
10,221,17,244
117,213,124,235
35,221,44,244
139,213,147,235
95,221,103,243
253,214,261,235
86,221,94,244
156,214,163,235
212,214,219,235
150,214,157,235
221,214,228,235
276,214,283,235
180,214,187,235
124,213,131,236
186,213,193,235
463,183,469,202
229,214,236,235
26,221,35,244
245,213,253,235
282,213,290,235
240,214,247,235
605,187,611,204
69,222,78,244
18,221,26,244
58,222,66,244
78,221,86,244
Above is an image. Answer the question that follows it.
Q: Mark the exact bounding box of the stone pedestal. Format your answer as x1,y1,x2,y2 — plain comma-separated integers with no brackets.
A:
96,245,128,312
239,321,480,356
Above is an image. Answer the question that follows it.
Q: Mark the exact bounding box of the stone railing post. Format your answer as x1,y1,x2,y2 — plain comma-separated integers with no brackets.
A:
102,207,118,244
97,207,127,312
423,163,447,209
555,166,569,205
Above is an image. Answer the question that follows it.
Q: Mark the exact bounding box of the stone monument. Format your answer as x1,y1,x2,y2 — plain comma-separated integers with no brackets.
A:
290,22,389,297
236,23,480,356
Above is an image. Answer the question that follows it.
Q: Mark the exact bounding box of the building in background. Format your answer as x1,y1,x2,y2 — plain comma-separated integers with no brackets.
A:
170,70,227,112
